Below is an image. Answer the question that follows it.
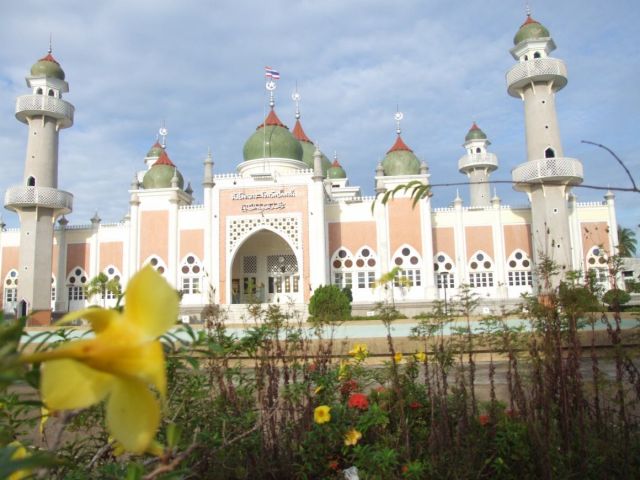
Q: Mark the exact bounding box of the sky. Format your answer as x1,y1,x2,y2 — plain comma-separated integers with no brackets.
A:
0,0,638,241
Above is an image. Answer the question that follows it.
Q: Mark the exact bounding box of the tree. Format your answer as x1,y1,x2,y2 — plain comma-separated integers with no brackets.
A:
602,288,631,311
617,226,637,257
308,285,351,324
85,273,122,307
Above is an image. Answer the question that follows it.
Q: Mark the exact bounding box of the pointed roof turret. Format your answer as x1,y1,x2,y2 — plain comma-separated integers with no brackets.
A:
242,107,303,162
464,122,488,142
381,111,420,176
30,49,65,80
327,156,347,179
514,14,550,45
142,149,184,189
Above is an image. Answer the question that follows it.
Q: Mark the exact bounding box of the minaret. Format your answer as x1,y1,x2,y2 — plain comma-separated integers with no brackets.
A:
507,13,583,287
4,48,74,323
458,123,498,206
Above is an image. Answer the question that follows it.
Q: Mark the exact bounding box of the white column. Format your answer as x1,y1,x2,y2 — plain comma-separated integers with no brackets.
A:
128,194,140,280
491,198,508,298
568,193,583,272
90,216,100,279
374,197,391,302
453,197,467,285
210,186,221,304
420,197,436,300
308,179,328,291
54,218,68,312
168,195,179,289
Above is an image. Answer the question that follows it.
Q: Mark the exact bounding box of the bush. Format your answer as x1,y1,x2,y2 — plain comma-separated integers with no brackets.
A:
308,284,351,323
602,288,631,310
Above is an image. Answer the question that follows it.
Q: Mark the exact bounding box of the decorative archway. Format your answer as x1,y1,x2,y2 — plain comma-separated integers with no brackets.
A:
228,228,302,305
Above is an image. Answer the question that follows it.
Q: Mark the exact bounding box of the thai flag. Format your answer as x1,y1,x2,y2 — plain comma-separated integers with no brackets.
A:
265,66,280,79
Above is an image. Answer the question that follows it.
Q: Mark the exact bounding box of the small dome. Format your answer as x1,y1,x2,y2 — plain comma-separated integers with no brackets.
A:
30,52,65,80
327,159,346,179
146,141,164,158
465,122,487,141
243,109,303,161
514,15,550,45
293,120,332,174
142,151,184,189
381,136,420,176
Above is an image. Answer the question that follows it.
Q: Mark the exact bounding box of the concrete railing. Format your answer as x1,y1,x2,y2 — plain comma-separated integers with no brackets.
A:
15,94,74,128
506,58,567,97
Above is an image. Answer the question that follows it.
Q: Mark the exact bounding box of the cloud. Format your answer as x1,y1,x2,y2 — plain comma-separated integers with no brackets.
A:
0,0,638,235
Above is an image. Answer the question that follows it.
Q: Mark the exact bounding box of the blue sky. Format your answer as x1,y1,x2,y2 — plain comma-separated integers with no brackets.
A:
0,0,638,242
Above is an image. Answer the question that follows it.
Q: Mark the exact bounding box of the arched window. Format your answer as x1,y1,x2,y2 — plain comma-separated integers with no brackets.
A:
48,89,54,97
506,250,532,287
354,246,377,289
523,55,529,61
180,255,203,295
586,246,609,287
391,245,422,287
67,267,88,301
434,253,456,289
468,251,494,288
27,176,35,187
144,256,167,275
331,248,354,289
544,147,555,159
102,266,122,300
533,52,541,59
475,147,481,154
3,270,18,308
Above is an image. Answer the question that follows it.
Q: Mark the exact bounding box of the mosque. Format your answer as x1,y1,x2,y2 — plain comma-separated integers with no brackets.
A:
1,14,620,325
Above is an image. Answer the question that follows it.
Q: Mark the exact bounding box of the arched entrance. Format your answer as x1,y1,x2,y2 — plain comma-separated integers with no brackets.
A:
230,229,301,304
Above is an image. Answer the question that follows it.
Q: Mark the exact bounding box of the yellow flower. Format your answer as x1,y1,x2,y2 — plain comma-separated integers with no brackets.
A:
344,428,362,446
314,405,331,424
348,343,369,361
21,266,178,454
8,441,30,480
414,351,426,363
394,352,403,363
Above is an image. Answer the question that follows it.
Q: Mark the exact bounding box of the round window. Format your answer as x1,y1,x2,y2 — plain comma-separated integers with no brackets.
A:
333,260,341,268
437,255,445,263
444,263,452,270
515,252,523,260
509,260,517,268
470,262,478,269
367,259,376,267
476,253,484,261
338,250,347,258
356,259,364,267
361,248,370,257
345,260,353,268
410,256,419,265
395,257,403,266
483,261,491,269
523,260,530,268
434,263,439,271
402,247,411,256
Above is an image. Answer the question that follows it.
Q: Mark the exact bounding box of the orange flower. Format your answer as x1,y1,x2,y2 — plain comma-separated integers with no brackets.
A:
479,414,490,426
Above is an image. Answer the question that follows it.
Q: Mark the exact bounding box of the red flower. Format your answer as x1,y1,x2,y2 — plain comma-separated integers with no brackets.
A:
328,459,340,471
479,414,490,426
409,401,422,410
348,393,369,410
340,379,359,395
401,465,409,474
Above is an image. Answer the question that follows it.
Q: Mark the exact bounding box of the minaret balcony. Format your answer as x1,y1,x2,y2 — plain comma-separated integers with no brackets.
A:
506,58,568,97
511,157,583,191
4,186,73,214
15,95,74,128
458,152,498,173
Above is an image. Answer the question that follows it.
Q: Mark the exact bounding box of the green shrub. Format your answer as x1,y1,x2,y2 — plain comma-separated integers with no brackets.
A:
308,285,351,323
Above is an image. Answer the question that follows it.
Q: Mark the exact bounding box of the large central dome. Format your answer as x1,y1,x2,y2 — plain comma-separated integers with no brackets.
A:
243,109,303,161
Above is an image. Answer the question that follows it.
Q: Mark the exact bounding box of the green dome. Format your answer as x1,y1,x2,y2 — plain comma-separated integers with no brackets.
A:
300,141,332,175
514,16,550,45
243,110,303,161
465,123,487,141
381,136,420,176
142,151,184,189
30,53,65,80
146,142,164,158
327,160,346,179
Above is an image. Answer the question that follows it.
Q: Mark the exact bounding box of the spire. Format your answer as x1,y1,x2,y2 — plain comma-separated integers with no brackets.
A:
203,148,214,188
154,150,176,167
312,144,324,180
159,122,168,148
292,87,301,120
387,110,414,153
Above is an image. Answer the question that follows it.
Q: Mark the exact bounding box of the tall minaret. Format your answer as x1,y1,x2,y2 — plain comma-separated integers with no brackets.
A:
507,13,583,288
4,48,74,324
457,123,498,207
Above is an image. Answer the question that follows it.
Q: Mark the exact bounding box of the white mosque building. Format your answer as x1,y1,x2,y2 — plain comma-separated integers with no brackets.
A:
1,14,620,325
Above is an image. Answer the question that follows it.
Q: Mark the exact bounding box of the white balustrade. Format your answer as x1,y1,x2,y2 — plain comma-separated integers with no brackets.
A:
458,152,498,171
511,157,583,188
506,58,568,97
4,186,73,213
15,95,74,127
